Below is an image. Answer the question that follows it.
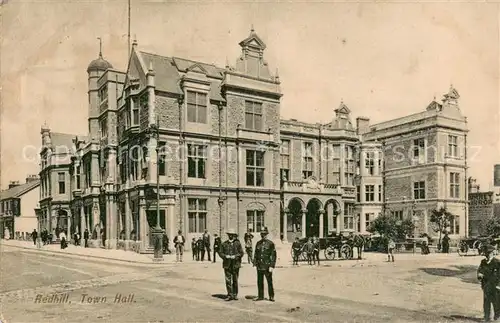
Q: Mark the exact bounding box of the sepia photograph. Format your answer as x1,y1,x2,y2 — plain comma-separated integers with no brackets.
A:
1,0,499,322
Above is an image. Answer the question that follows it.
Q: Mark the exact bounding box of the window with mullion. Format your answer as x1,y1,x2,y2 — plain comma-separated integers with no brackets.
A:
448,135,458,157
187,144,207,179
187,91,208,124
413,181,426,200
187,198,207,233
247,210,265,232
449,172,460,198
365,185,375,202
245,101,263,131
280,140,290,181
246,150,265,186
365,152,375,175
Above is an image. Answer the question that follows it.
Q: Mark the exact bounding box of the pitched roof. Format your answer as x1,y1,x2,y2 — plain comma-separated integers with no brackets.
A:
0,180,40,200
51,132,77,147
138,51,225,102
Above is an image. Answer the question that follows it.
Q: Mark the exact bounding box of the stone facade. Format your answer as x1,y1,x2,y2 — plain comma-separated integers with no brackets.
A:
38,30,471,254
362,88,469,239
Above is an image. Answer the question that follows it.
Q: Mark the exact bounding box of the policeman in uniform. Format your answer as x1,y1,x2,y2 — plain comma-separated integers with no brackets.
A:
477,244,500,321
219,228,244,301
253,227,277,302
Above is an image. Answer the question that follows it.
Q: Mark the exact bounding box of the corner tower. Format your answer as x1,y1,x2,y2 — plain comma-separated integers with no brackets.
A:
87,38,113,141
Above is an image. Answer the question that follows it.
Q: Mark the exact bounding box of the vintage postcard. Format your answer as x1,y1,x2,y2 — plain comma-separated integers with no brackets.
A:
1,0,499,322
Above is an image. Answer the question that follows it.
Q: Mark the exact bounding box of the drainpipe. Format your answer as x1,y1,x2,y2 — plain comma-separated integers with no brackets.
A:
464,119,468,237
178,96,184,231
218,104,223,236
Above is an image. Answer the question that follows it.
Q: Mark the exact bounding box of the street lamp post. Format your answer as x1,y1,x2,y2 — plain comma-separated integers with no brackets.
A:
152,117,164,260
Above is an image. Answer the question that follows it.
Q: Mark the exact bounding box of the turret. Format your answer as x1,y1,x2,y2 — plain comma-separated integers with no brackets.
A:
87,37,113,141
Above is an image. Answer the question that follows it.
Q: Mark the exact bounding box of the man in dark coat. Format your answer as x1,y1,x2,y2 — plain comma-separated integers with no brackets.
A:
84,229,89,248
253,227,277,302
213,234,222,263
477,244,500,321
218,228,244,301
202,229,211,262
442,232,450,253
32,229,37,246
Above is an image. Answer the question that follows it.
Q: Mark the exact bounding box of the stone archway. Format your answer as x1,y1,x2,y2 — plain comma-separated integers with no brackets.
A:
325,199,341,236
306,198,323,238
285,198,305,241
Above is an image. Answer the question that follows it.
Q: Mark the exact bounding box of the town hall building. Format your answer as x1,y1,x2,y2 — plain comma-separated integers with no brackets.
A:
38,29,468,252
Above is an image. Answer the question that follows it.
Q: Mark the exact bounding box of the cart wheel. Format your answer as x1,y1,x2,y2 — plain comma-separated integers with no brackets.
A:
340,244,351,259
324,246,336,260
457,240,468,256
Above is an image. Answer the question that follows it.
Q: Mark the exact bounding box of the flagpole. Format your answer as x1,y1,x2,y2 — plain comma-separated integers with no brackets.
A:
127,0,131,58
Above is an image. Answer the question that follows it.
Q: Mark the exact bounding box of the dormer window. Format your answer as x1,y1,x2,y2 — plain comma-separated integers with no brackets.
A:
187,91,207,124
245,101,263,131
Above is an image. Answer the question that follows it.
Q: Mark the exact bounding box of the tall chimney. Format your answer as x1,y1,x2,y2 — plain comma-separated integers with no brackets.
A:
8,181,20,189
356,117,370,135
26,175,39,183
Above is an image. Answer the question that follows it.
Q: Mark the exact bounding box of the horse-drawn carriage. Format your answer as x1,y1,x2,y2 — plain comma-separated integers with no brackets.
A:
290,232,368,261
457,235,500,256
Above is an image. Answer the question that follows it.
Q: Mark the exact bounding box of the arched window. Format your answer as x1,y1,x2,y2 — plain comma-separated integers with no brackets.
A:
247,202,266,233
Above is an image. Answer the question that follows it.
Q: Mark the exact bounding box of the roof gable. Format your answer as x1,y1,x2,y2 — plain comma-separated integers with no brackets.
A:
239,32,267,50
187,63,208,75
0,180,40,200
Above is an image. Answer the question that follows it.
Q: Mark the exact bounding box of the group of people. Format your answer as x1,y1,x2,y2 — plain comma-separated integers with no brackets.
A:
291,236,320,266
168,226,277,302
219,227,277,302
191,230,213,261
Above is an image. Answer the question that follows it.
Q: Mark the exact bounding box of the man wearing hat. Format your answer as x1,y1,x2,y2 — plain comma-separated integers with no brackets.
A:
477,244,500,321
253,227,277,302
218,228,244,301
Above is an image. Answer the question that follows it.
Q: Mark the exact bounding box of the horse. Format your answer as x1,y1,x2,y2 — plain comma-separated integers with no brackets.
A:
351,234,366,260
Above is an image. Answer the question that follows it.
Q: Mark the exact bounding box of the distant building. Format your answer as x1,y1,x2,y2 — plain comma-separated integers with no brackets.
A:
38,126,85,239
361,86,469,239
468,174,500,236
0,175,40,239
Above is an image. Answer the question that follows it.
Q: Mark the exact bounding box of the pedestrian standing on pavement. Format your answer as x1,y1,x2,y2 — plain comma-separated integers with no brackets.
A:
477,244,500,321
191,238,198,260
291,237,301,266
197,237,204,261
442,232,450,254
253,227,277,302
312,236,320,266
387,237,395,262
244,230,254,264
213,234,221,263
304,238,314,265
60,231,68,250
84,229,89,248
174,230,185,262
202,229,211,262
31,229,37,246
219,228,244,301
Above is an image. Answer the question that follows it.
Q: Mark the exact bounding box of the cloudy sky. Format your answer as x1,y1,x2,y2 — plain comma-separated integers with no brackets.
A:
1,0,499,190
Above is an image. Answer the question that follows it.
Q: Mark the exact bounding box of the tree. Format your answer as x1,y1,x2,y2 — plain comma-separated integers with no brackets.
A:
429,207,455,250
368,214,415,241
485,217,500,237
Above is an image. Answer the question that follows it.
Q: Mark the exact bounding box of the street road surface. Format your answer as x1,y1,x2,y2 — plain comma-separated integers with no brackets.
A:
0,246,486,322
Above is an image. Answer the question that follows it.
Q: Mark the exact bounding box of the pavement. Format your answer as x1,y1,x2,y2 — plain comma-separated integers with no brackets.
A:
0,242,490,322
1,239,462,268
